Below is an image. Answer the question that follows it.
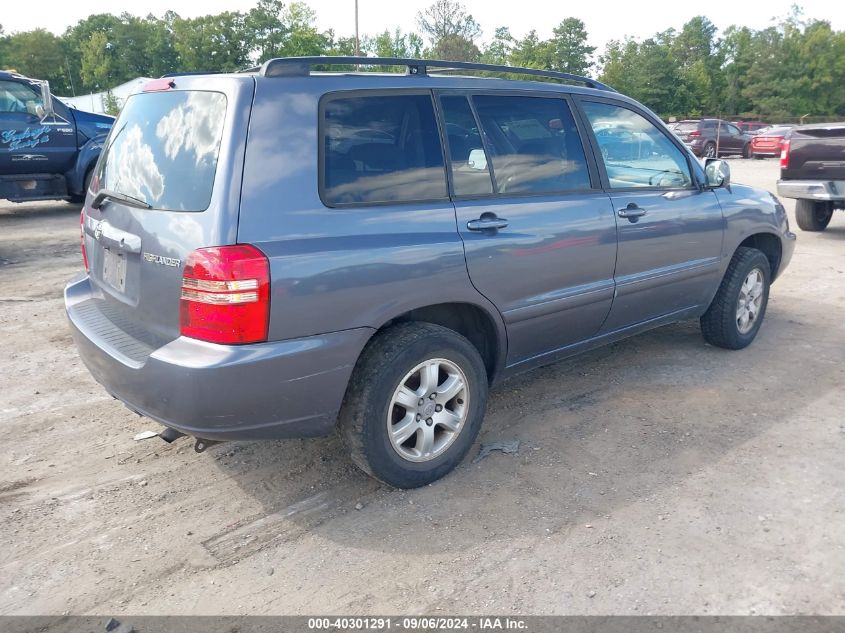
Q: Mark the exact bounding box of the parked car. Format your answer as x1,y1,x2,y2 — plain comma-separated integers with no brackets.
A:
735,121,769,135
777,121,845,231
751,125,792,159
65,57,796,488
0,70,113,202
673,118,753,158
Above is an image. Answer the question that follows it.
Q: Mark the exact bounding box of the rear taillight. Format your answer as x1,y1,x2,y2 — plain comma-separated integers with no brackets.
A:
179,245,270,345
689,130,701,137
780,139,790,170
80,209,89,273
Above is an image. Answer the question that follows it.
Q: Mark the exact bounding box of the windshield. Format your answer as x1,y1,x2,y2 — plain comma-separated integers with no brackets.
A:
95,91,227,211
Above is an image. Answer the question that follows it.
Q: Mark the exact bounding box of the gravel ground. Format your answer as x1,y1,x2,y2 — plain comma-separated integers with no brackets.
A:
0,158,843,616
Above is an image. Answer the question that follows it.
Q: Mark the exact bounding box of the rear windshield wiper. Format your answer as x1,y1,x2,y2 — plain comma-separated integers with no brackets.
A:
90,189,152,210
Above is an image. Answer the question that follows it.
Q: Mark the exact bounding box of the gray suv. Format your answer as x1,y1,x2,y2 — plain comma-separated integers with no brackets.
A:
66,57,796,488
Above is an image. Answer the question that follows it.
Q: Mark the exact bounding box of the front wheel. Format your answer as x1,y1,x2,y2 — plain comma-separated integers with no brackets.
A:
703,142,716,159
742,144,752,159
700,247,771,350
794,199,833,232
339,322,488,488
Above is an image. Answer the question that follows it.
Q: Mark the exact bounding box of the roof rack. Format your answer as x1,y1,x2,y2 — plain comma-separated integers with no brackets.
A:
259,56,614,91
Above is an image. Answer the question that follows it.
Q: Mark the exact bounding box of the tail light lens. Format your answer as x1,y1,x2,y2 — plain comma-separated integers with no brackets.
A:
780,139,791,169
689,130,701,137
80,209,89,273
180,245,270,344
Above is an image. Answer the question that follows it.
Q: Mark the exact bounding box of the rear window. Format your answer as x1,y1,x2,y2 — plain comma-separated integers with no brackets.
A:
674,122,699,132
95,91,227,211
762,126,792,136
320,93,447,206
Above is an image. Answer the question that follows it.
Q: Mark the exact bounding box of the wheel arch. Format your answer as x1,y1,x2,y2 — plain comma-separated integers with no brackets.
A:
736,232,783,279
370,302,507,384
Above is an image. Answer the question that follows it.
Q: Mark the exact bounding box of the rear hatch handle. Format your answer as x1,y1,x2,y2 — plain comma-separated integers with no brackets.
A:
88,219,142,254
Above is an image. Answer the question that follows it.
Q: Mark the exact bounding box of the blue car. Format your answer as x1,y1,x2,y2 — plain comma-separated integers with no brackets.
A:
0,71,113,202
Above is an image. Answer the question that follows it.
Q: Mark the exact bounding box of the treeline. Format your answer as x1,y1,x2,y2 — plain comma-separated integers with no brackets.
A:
0,0,843,119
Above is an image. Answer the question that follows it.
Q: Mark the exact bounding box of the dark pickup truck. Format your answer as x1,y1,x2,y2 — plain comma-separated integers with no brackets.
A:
1,71,113,203
777,122,845,231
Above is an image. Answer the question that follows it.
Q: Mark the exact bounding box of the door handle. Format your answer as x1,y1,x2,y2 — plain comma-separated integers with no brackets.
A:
617,204,647,219
467,216,509,231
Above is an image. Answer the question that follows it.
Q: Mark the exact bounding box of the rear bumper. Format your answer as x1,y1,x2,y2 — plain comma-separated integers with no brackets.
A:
777,179,845,201
65,275,373,441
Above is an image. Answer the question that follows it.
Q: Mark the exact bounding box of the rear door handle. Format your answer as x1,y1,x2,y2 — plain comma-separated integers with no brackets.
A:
467,216,509,231
617,204,647,219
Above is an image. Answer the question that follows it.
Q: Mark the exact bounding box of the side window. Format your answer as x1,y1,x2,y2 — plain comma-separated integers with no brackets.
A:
472,95,592,195
440,95,494,196
726,124,741,136
582,101,693,189
321,93,447,206
0,80,42,117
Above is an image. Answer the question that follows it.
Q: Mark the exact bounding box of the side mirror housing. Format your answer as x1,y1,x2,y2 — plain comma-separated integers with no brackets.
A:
704,158,731,189
38,80,55,121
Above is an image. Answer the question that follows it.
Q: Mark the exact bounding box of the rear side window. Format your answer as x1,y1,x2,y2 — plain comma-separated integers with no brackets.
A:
96,91,226,211
472,95,592,195
321,94,447,206
440,95,494,196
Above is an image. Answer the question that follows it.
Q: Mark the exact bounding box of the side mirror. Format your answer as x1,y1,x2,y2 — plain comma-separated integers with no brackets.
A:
704,158,731,189
38,80,55,121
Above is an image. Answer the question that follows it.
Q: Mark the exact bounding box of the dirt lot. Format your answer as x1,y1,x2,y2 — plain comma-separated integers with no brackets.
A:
1,158,843,616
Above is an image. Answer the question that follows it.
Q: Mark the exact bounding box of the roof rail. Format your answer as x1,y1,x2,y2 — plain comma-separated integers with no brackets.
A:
259,56,614,91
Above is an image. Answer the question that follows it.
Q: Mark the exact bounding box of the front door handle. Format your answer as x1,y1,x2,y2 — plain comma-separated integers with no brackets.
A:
617,203,647,219
467,216,509,231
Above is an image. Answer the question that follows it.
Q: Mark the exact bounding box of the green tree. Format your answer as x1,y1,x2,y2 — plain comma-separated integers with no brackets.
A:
172,11,250,72
548,18,595,75
367,28,425,58
278,2,332,57
481,27,515,65
417,0,481,61
245,0,287,63
510,30,553,69
79,31,114,91
672,17,723,115
2,29,68,93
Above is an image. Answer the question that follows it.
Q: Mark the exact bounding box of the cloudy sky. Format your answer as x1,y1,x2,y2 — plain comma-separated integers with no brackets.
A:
3,0,844,53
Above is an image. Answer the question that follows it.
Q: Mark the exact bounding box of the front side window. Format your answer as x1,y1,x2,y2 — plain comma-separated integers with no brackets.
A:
0,80,42,117
321,94,447,205
582,101,693,189
472,95,592,195
96,90,227,211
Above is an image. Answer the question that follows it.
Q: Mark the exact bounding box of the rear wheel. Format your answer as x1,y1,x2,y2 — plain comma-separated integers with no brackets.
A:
339,322,488,488
700,247,771,350
794,199,833,232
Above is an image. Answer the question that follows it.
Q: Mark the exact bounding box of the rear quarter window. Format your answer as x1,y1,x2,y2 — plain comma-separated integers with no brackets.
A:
320,93,447,206
95,91,227,211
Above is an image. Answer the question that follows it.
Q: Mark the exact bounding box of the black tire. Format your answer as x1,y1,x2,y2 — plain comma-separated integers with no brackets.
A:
794,199,833,232
703,142,716,159
700,247,771,350
742,144,751,159
339,322,488,488
68,168,93,204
